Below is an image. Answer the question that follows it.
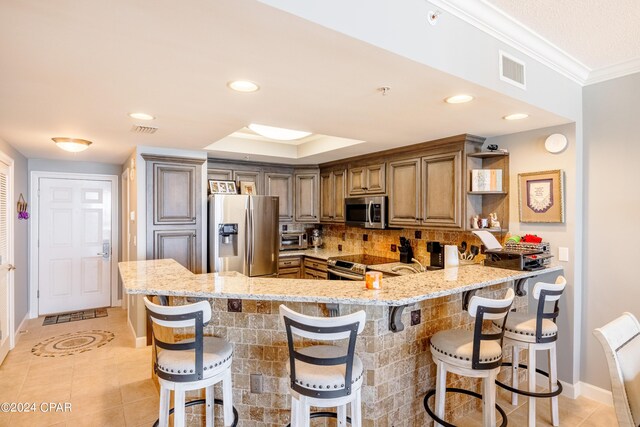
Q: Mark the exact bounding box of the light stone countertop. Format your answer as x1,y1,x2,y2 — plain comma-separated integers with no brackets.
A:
119,259,563,306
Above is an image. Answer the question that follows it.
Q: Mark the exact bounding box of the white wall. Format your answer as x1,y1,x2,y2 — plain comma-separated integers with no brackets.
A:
582,72,640,390
0,138,29,331
485,123,579,384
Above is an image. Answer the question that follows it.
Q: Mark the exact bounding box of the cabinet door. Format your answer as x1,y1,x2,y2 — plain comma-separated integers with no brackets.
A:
320,172,334,222
278,267,301,278
366,163,386,194
153,230,197,272
234,170,262,195
388,158,421,226
153,163,197,225
265,172,294,222
332,169,347,222
207,168,233,181
422,151,462,228
295,172,319,222
348,167,366,195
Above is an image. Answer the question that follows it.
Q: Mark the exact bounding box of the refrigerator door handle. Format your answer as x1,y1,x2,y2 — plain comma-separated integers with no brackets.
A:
249,207,255,266
246,206,251,273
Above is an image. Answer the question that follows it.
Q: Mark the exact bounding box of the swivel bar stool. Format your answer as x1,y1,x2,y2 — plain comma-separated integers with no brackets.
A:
494,276,566,427
425,288,515,427
280,304,366,427
144,297,238,427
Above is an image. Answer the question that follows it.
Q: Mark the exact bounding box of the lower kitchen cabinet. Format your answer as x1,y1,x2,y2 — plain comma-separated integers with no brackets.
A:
303,257,328,280
278,256,302,278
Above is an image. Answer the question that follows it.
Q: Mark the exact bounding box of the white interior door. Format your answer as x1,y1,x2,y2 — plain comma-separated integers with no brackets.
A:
38,178,112,315
0,159,13,364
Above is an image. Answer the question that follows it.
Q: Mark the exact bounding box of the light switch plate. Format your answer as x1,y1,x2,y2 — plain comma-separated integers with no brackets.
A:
250,374,263,393
559,247,569,262
130,211,136,222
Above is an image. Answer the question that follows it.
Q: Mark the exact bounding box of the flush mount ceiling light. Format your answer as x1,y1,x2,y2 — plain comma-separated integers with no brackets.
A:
128,112,155,120
248,123,311,141
227,80,260,93
545,133,568,154
445,94,474,104
503,113,529,120
52,137,92,152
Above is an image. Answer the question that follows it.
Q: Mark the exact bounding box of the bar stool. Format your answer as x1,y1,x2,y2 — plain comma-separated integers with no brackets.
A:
494,276,566,427
144,297,237,427
425,288,515,427
279,304,366,427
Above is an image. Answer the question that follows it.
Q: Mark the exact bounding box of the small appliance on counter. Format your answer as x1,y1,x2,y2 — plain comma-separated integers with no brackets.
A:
310,228,323,249
280,231,308,251
474,230,553,271
399,237,414,263
426,241,444,270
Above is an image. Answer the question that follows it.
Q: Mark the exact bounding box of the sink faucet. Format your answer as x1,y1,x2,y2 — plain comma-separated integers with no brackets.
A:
411,258,426,272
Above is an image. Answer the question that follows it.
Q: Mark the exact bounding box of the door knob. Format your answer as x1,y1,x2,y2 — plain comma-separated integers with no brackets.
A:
97,252,109,256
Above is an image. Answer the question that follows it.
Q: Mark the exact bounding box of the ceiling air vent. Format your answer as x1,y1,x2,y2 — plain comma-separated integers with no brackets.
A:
131,125,158,134
499,50,526,89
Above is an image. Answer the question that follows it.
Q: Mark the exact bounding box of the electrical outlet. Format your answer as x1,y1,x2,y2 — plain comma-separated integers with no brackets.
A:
411,309,421,326
363,234,368,241
227,299,242,313
559,247,569,262
250,373,263,393
390,244,397,252
414,230,422,239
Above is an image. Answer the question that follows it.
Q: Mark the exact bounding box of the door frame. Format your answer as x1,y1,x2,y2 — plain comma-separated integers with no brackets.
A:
29,171,119,318
0,150,15,349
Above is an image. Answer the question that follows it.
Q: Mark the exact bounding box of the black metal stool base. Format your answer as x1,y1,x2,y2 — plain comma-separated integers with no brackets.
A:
495,362,563,398
424,387,508,427
285,411,352,427
152,398,239,427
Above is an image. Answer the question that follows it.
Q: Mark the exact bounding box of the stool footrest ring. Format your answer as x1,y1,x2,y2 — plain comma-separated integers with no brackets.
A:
496,362,563,398
285,411,352,427
152,398,239,427
424,387,508,427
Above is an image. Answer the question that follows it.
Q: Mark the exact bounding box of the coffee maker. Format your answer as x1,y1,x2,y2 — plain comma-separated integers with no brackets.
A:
426,241,444,270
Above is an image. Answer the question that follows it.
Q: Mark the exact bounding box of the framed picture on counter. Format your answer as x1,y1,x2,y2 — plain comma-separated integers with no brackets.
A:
518,169,565,223
209,180,237,194
239,181,256,195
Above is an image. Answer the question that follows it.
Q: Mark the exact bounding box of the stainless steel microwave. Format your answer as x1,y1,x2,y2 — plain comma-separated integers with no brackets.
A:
345,196,387,229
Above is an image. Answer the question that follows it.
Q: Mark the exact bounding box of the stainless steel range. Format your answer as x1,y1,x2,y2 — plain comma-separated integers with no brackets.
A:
327,254,398,280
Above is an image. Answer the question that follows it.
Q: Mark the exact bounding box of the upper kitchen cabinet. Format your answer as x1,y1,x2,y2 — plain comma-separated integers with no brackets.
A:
320,168,346,223
265,172,294,222
388,158,421,227
234,169,262,195
143,154,205,273
421,150,463,228
207,168,233,181
294,170,320,223
348,163,386,195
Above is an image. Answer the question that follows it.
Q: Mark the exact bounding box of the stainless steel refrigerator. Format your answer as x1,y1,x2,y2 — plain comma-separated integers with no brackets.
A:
208,194,279,276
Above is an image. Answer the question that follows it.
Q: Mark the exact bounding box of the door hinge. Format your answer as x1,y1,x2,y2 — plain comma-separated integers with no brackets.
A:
37,290,40,298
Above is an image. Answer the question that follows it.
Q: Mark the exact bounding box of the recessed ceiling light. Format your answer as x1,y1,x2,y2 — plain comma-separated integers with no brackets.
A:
129,112,155,120
52,137,92,152
227,80,260,93
445,94,474,104
248,124,311,141
504,113,529,120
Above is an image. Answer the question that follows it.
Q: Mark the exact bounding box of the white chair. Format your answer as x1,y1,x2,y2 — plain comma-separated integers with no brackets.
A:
594,312,640,427
426,288,515,427
279,304,366,427
144,297,236,427
494,275,566,427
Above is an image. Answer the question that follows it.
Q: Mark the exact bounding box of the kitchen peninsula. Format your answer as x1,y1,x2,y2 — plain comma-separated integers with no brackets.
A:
119,258,562,426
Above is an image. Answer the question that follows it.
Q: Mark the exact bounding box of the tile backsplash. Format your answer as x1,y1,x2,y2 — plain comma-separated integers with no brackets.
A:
319,224,506,265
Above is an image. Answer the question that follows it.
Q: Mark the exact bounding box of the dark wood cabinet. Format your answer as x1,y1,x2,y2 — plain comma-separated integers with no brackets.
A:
294,170,319,223
144,154,205,273
303,257,328,279
278,256,302,278
265,172,294,222
320,169,346,223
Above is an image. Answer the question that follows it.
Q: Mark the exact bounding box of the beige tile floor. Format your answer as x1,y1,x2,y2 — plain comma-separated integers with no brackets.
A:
0,308,158,427
0,307,617,426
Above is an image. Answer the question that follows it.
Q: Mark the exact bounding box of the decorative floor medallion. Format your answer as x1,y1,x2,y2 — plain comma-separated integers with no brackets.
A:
32,330,115,357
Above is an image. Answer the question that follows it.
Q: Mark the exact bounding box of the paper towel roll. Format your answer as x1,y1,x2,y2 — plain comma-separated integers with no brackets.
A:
444,245,459,268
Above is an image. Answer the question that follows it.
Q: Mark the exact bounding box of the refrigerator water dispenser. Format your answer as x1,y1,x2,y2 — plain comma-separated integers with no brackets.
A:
218,223,238,257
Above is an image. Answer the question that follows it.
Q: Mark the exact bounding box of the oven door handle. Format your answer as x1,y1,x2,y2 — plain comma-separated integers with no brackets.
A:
328,268,365,281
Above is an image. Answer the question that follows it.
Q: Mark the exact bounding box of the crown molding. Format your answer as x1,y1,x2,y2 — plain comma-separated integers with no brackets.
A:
429,0,591,85
585,57,640,86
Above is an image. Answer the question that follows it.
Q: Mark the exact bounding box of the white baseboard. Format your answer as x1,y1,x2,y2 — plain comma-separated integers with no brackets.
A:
533,373,579,399
127,314,147,349
12,314,30,348
577,382,613,406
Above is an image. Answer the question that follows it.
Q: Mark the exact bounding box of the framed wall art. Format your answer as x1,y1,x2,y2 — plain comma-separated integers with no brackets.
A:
518,169,565,223
239,181,256,195
208,180,237,194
